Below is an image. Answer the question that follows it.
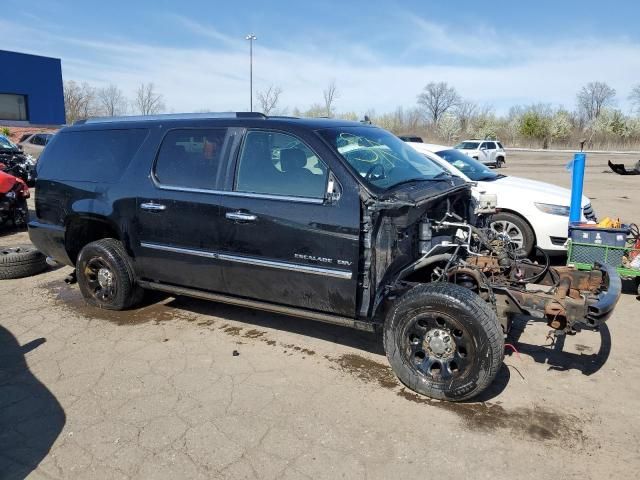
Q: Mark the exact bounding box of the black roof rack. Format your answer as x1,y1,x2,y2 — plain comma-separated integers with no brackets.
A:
75,111,266,125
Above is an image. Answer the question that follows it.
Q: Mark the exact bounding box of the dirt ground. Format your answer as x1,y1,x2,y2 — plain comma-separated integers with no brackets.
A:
1,150,639,480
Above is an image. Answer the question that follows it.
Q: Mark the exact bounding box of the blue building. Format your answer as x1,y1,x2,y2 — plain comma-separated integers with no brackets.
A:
0,50,65,125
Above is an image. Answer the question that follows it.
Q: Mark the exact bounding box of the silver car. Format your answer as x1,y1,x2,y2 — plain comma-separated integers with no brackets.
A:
18,133,54,159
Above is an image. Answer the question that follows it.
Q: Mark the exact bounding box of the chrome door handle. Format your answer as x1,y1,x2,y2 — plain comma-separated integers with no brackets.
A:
225,211,257,222
140,202,167,212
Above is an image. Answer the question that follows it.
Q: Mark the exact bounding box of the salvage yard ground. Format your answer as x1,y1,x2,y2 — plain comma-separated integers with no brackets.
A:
1,150,639,479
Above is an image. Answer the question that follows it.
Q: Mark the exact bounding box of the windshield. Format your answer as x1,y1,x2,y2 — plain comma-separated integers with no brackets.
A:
454,141,480,150
435,149,499,181
0,136,17,150
318,126,445,190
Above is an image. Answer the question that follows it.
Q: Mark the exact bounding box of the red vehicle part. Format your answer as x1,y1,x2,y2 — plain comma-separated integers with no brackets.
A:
0,170,29,198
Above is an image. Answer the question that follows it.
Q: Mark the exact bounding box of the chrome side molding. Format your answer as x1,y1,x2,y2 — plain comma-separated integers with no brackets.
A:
140,242,353,280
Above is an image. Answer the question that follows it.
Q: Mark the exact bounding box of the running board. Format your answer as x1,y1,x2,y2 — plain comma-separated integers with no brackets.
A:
137,280,375,332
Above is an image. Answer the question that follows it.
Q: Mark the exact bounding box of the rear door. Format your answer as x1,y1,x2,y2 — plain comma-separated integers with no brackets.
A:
215,129,360,316
134,127,235,293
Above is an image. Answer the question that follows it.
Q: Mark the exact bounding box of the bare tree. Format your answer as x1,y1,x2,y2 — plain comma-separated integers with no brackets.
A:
630,84,640,115
322,80,339,117
256,85,283,115
97,84,128,116
576,81,616,121
417,81,461,125
134,83,165,115
63,80,98,124
454,99,478,133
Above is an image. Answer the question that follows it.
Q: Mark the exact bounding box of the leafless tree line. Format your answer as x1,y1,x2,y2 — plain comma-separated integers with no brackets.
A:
63,81,165,124
65,76,640,149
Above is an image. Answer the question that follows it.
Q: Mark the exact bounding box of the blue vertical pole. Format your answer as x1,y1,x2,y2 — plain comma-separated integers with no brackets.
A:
569,152,586,224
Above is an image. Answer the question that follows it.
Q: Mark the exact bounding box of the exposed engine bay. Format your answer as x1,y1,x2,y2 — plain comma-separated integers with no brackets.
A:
364,185,621,336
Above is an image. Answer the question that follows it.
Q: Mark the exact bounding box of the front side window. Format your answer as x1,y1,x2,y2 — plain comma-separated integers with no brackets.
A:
318,126,445,191
236,131,328,199
31,135,46,146
155,129,227,190
485,142,496,150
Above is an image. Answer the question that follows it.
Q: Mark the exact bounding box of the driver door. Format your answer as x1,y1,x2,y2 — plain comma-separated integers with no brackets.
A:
215,129,360,316
479,142,492,164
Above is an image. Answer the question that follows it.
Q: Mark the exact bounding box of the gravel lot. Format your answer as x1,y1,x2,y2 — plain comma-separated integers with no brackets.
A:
1,150,639,479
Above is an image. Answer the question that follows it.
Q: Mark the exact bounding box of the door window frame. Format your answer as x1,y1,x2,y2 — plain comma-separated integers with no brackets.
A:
228,128,334,204
150,126,233,193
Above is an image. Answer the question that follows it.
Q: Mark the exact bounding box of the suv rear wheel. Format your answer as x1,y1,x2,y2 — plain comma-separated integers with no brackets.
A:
495,157,504,168
384,283,504,401
76,238,143,310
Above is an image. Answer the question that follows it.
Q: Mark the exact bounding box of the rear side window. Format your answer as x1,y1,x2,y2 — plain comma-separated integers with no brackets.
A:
154,129,227,190
235,131,328,199
497,142,504,149
38,129,148,182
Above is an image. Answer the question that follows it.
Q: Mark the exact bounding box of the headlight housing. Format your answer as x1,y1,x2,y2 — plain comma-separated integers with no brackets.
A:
534,202,570,216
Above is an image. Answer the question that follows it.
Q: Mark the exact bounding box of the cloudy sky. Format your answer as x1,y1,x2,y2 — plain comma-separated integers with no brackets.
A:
4,0,640,115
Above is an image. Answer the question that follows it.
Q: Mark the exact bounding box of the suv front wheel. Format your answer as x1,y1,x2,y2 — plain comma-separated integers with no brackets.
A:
76,238,144,310
384,283,504,401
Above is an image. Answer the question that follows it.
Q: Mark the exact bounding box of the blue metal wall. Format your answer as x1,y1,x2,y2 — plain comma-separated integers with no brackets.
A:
0,50,65,125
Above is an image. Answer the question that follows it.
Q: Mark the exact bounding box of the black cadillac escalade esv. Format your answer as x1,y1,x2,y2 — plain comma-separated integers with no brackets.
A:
30,113,620,401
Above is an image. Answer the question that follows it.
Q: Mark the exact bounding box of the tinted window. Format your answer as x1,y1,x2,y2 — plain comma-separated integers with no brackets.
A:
155,129,227,190
318,126,444,190
31,135,46,146
435,149,498,182
497,142,504,149
38,129,148,182
485,142,496,149
455,141,480,149
236,131,328,198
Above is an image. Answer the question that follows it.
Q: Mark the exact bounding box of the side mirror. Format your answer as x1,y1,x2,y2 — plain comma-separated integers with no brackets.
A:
479,146,486,151
325,172,341,204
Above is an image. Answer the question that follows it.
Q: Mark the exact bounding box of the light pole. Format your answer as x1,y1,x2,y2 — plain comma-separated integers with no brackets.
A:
245,34,257,112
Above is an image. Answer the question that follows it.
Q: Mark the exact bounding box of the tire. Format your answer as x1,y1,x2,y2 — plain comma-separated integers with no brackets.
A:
76,238,143,310
490,212,535,257
495,157,504,168
0,244,48,279
384,283,503,401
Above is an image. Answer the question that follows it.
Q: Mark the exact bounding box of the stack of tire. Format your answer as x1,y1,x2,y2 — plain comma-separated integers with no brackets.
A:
0,245,48,279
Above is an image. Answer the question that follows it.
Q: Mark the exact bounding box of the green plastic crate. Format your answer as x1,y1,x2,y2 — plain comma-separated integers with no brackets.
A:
567,240,640,278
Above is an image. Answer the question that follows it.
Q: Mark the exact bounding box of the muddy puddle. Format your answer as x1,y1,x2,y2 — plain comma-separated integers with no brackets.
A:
328,352,587,445
40,280,198,326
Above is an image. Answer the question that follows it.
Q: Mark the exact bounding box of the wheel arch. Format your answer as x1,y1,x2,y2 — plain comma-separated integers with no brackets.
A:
493,208,537,245
64,214,123,265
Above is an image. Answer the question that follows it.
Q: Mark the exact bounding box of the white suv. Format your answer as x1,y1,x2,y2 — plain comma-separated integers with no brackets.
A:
455,140,506,168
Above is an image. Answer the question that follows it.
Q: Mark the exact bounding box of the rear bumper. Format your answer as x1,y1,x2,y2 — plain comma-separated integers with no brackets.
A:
583,263,621,327
28,220,72,266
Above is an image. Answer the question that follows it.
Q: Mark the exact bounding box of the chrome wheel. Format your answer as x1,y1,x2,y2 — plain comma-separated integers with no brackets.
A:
83,256,117,302
490,220,524,249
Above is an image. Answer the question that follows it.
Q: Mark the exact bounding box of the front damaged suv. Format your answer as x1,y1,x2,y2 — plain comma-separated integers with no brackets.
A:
29,113,621,401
